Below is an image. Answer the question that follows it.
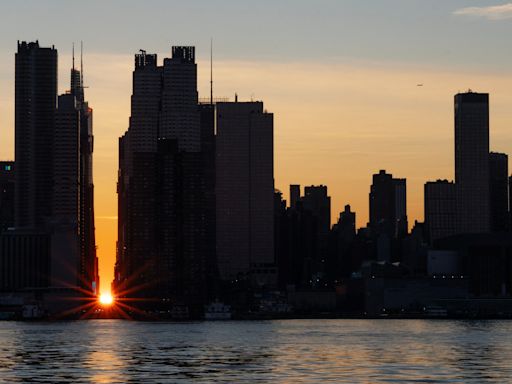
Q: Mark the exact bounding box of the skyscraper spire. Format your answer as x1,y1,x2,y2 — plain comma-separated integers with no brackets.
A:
72,42,75,71
80,41,83,87
210,38,213,105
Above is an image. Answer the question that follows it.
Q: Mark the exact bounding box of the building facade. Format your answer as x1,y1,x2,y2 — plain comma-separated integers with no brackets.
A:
424,180,456,243
454,92,490,234
216,101,274,286
489,152,509,233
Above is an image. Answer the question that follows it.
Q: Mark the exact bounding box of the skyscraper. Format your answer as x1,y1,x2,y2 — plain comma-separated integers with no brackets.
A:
290,184,300,209
489,152,509,233
70,48,99,295
7,41,97,296
302,185,331,238
454,91,490,234
424,180,456,243
216,101,274,285
15,41,57,229
115,46,209,314
369,170,408,237
161,47,200,152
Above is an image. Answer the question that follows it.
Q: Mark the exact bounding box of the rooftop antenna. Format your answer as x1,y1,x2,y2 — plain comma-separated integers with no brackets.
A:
210,38,213,105
72,42,75,71
80,41,84,87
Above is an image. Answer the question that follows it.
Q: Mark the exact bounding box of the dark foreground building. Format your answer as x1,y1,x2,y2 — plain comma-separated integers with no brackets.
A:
114,47,214,317
0,42,98,315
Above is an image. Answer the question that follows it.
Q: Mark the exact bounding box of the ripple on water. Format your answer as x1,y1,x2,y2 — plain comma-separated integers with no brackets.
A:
1,320,512,382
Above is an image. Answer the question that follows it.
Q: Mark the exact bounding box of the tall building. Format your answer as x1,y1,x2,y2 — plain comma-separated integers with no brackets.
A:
70,51,99,295
489,152,509,233
115,46,210,314
290,184,300,209
337,204,356,243
5,41,97,296
454,91,490,234
0,162,15,232
302,185,331,239
424,180,456,243
51,93,80,289
216,101,274,285
15,41,57,229
161,47,200,152
369,170,408,237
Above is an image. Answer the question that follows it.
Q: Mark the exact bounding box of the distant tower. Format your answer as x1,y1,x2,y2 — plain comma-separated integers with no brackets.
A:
160,46,200,151
15,41,57,228
424,180,456,243
302,185,331,241
70,43,99,295
369,170,408,238
216,101,275,284
454,91,490,234
115,46,209,315
489,152,509,232
289,184,301,209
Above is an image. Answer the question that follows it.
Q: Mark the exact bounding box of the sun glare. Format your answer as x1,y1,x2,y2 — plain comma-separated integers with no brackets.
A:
99,293,114,306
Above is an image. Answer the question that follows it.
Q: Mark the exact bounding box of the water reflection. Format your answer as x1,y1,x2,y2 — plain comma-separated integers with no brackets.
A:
1,320,512,382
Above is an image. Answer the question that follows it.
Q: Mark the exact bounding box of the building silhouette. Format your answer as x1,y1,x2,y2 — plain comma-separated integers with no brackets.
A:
115,47,211,314
0,162,15,232
424,180,456,243
216,101,275,287
302,185,331,243
15,41,57,229
1,41,98,297
290,184,300,209
369,170,407,238
454,92,490,234
489,152,509,233
70,50,99,295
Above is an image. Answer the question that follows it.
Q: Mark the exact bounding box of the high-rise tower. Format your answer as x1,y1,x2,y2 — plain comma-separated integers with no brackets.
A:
369,170,408,238
70,45,99,295
15,41,57,229
115,46,209,315
216,101,275,285
454,92,490,234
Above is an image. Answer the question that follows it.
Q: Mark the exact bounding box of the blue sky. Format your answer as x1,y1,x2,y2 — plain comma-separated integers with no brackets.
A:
1,0,512,69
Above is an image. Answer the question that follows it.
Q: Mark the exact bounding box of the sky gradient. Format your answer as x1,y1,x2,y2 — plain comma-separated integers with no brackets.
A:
1,1,512,294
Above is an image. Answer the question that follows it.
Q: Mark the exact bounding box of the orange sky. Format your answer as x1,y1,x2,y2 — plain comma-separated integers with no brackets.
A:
2,54,512,295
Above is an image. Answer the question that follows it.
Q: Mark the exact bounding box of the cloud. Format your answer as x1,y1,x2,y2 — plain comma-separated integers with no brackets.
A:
454,3,512,20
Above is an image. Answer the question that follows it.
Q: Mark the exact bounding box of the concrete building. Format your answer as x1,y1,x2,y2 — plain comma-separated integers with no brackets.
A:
369,170,408,238
68,51,100,295
290,184,300,209
15,41,57,229
489,152,509,233
0,162,15,232
115,46,210,314
454,92,490,234
424,180,456,243
160,47,200,152
216,101,274,285
302,185,331,242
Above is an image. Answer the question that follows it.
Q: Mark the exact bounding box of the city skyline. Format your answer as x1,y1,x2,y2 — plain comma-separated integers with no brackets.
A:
2,2,512,295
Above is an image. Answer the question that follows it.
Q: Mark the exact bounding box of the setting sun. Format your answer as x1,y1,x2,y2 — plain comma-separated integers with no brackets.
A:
99,293,114,306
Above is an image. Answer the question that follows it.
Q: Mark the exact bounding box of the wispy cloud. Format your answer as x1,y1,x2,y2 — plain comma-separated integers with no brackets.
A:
454,3,512,20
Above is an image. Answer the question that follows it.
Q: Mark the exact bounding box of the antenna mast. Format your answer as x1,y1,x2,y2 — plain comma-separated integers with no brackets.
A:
80,41,84,86
210,38,213,105
72,42,75,71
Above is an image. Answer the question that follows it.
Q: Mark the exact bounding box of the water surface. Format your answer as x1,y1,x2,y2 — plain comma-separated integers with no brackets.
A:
0,319,511,382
